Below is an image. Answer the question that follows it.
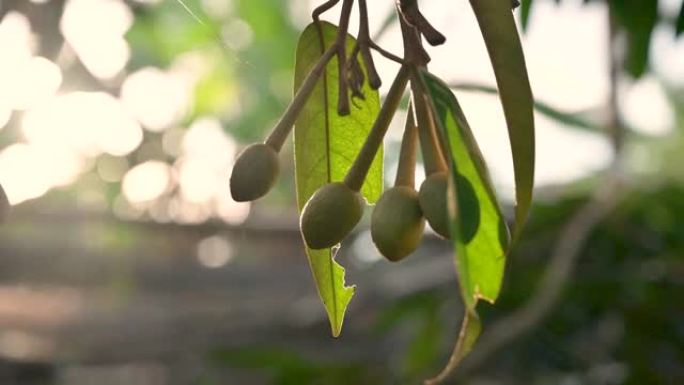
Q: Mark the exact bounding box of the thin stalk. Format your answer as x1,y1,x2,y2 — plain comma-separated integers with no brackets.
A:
398,11,446,175
369,41,407,65
344,65,411,191
399,7,430,66
312,0,341,22
398,0,446,46
394,105,418,188
411,70,447,174
335,0,355,115
265,43,338,151
358,0,382,89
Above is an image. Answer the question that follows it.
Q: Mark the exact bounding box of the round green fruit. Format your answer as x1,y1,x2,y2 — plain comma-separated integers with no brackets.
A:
300,182,364,249
371,186,425,262
418,171,450,238
0,183,9,224
230,143,279,202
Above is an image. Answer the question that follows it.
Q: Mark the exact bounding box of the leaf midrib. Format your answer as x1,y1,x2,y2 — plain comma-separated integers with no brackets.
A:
314,21,339,331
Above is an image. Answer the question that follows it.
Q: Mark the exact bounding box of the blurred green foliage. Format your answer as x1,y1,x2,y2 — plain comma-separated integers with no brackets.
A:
141,1,684,383
207,178,684,384
522,0,684,78
128,0,298,143
7,0,679,383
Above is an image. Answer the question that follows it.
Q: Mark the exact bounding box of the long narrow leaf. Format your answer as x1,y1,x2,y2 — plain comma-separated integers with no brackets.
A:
520,0,533,32
293,22,382,337
609,0,657,78
469,0,535,242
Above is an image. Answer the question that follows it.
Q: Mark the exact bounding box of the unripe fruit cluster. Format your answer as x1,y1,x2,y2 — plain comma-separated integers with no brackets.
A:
229,78,455,263
229,14,459,263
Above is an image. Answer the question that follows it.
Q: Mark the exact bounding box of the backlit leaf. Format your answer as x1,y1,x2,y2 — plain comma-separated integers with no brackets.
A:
421,71,509,309
421,71,507,385
293,22,382,337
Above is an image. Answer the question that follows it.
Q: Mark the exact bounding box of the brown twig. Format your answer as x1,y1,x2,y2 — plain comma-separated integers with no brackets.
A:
398,0,446,46
398,11,446,176
334,0,354,115
312,0,341,23
399,9,430,66
348,47,366,100
356,0,382,89
369,41,407,65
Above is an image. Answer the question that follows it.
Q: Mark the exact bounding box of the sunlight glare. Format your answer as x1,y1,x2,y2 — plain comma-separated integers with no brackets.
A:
121,67,191,132
122,161,172,204
619,76,675,136
176,158,219,204
60,0,132,79
182,117,236,167
22,92,143,157
8,57,62,111
0,144,52,204
651,24,684,88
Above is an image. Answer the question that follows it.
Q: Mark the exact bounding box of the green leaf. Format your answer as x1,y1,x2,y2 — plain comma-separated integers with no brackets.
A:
293,22,382,337
519,0,533,32
420,72,504,385
469,0,535,241
609,0,658,78
421,71,509,309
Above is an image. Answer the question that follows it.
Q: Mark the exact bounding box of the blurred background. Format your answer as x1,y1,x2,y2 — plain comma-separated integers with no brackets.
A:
0,0,682,384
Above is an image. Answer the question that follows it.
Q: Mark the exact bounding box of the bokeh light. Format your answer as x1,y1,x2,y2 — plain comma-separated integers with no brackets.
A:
60,0,132,79
121,67,191,132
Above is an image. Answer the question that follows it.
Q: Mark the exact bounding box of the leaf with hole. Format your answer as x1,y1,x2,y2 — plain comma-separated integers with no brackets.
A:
293,21,382,337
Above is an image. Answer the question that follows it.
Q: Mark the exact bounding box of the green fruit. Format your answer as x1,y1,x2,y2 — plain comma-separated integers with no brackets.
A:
418,171,450,238
230,143,279,202
371,186,425,262
300,182,364,249
0,183,8,224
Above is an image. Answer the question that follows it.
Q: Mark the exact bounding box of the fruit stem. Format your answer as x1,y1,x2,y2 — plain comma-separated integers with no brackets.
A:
394,105,418,188
411,70,448,175
398,0,446,46
356,0,382,89
344,65,411,191
398,11,447,176
265,42,338,151
312,0,341,22
334,0,354,115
